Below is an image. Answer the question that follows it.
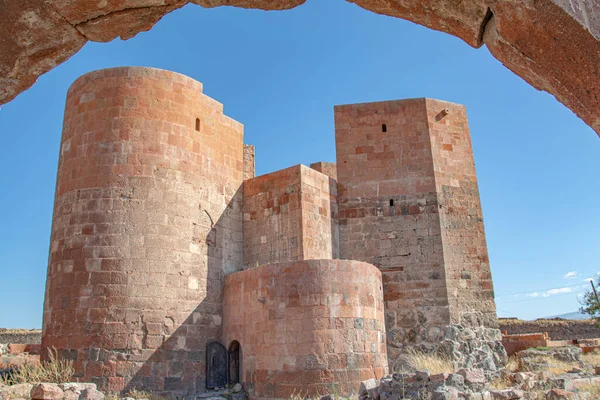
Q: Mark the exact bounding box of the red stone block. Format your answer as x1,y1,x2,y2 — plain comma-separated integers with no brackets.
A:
8,344,27,354
31,383,64,400
107,377,125,392
24,344,41,354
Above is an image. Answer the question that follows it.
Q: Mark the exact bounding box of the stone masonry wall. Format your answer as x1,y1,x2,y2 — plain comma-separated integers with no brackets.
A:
335,99,450,368
425,99,496,328
42,67,244,394
299,166,339,260
222,259,388,398
243,165,337,267
243,166,303,267
335,98,500,372
243,144,255,181
309,162,337,181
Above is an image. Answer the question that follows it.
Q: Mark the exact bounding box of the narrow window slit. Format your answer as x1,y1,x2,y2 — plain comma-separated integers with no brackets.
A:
382,124,387,133
389,199,394,206
195,118,201,131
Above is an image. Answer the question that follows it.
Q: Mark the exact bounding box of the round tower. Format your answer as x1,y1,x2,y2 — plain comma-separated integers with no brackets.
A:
42,67,245,394
223,259,388,398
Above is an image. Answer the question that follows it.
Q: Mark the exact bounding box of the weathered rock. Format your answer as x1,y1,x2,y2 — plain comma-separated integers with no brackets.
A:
63,391,80,400
76,2,187,42
79,388,104,400
378,392,401,400
489,389,524,400
59,383,97,393
360,378,379,399
464,393,484,400
0,0,86,105
232,383,242,393
415,370,430,381
430,373,449,383
457,368,486,385
544,389,575,400
432,386,460,400
1,383,34,399
518,347,582,363
547,377,571,390
0,0,599,138
31,383,64,400
446,373,465,387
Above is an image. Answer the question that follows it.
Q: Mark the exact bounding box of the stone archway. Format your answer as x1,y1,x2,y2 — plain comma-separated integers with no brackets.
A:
1,0,599,136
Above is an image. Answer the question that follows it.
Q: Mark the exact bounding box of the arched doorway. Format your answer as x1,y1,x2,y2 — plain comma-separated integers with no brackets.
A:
206,342,227,389
228,340,241,385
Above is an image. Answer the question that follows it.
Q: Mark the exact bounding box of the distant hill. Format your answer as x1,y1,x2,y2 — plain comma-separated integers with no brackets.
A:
545,311,592,320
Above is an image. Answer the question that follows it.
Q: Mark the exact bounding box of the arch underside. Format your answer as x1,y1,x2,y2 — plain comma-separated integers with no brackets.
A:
1,0,599,136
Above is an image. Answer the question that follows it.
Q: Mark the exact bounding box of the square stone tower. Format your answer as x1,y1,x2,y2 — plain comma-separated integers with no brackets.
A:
335,98,497,369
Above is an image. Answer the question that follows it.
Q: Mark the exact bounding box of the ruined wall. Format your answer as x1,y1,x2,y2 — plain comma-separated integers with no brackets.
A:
425,99,496,327
243,144,255,180
309,161,337,181
335,99,498,369
223,259,388,398
500,319,600,341
42,67,244,394
243,165,337,267
0,330,42,345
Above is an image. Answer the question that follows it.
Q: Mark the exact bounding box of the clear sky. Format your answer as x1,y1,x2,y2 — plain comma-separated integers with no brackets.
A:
0,0,598,328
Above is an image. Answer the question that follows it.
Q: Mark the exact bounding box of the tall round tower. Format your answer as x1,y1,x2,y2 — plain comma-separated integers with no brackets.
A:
42,67,245,393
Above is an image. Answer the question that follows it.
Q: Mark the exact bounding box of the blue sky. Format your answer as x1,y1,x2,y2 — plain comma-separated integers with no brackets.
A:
0,0,598,328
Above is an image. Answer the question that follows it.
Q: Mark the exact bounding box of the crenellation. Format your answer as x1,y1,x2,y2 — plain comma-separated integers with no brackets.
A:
42,68,500,399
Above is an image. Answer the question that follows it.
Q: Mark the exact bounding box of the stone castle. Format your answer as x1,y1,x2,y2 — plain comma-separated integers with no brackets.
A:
42,67,503,398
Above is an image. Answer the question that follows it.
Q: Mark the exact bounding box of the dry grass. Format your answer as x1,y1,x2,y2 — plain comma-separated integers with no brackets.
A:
582,349,600,366
488,374,513,390
516,355,576,375
103,392,120,400
578,382,600,396
290,389,309,400
506,355,519,372
403,350,454,375
126,389,170,400
1,348,73,385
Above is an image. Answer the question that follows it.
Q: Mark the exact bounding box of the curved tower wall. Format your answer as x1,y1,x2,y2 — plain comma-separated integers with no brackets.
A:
223,259,388,398
42,67,244,393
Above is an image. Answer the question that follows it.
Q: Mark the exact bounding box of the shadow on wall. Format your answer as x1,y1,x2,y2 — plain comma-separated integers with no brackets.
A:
121,188,242,395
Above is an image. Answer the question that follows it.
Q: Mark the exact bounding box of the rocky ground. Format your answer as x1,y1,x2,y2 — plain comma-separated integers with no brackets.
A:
1,325,599,400
359,347,600,400
0,383,249,400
